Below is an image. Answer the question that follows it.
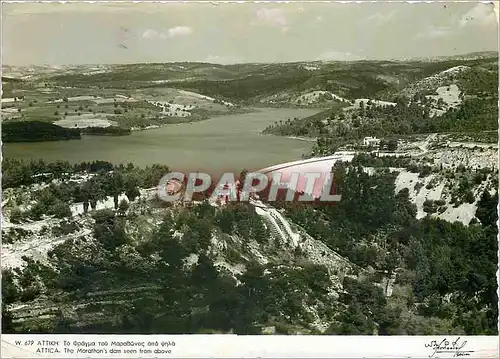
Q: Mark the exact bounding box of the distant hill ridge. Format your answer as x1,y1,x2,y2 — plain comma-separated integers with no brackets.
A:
2,51,497,70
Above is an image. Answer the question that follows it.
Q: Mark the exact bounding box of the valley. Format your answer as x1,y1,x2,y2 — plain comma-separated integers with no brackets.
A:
3,108,317,172
1,52,498,336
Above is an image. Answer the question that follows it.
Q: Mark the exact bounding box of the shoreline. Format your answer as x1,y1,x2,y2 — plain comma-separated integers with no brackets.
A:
3,107,321,169
285,136,317,142
130,107,258,132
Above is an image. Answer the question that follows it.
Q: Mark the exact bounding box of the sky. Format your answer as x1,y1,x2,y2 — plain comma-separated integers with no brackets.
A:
2,1,498,65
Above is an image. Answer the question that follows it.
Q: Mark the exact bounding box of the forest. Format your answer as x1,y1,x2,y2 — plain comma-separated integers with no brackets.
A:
264,97,498,146
277,162,498,334
263,60,498,147
2,121,81,142
2,158,497,335
81,126,132,136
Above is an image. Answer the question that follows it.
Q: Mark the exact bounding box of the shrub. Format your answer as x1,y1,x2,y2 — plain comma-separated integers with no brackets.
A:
52,220,78,236
423,200,438,214
226,248,241,264
418,166,432,178
10,207,24,224
465,191,475,204
118,199,129,216
473,173,485,185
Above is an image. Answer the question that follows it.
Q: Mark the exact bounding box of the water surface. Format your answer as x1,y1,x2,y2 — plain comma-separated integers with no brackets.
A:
3,108,318,173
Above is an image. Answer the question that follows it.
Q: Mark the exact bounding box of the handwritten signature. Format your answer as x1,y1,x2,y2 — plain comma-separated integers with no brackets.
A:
425,337,475,358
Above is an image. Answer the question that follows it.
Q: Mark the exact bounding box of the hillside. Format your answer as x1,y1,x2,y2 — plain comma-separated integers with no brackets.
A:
1,53,498,336
262,57,498,142
2,55,497,134
1,156,497,335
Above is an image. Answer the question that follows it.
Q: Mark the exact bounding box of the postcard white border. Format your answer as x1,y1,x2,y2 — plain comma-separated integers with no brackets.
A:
0,334,499,358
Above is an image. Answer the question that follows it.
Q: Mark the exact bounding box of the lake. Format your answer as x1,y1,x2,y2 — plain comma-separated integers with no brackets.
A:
3,108,318,174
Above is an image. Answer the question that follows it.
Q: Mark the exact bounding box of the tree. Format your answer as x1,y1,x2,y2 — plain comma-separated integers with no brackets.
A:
92,209,127,250
331,161,347,195
78,181,96,212
118,199,129,216
465,191,475,204
53,310,73,333
327,304,375,334
154,222,185,271
143,164,170,188
125,186,140,202
108,171,125,209
377,306,404,335
252,218,269,244
2,269,19,304
192,254,218,289
476,190,497,227
2,305,15,334
237,169,248,200
83,201,89,214
10,207,24,223
50,201,72,219
387,139,398,152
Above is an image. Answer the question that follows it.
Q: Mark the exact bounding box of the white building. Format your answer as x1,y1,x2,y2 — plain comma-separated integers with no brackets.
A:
363,136,380,147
